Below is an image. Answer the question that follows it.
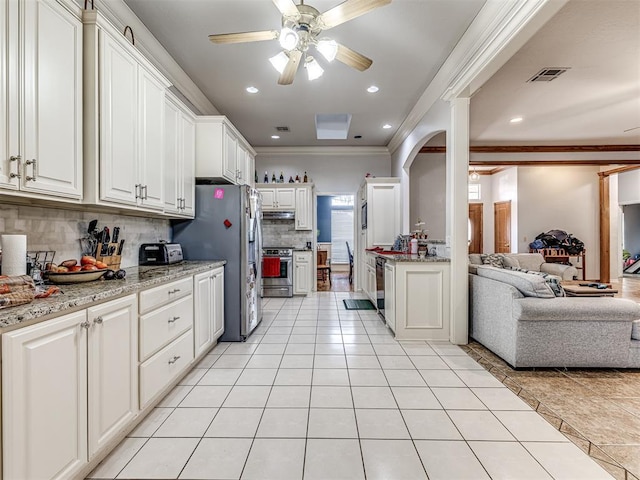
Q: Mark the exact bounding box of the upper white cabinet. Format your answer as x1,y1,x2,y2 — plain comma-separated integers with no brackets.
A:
83,11,170,211
259,186,296,210
295,185,313,230
195,116,256,186
361,178,401,247
164,92,196,217
0,0,83,200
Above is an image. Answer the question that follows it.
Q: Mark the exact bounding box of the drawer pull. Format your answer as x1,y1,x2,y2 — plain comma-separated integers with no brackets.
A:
168,355,181,365
94,317,103,325
80,321,91,329
168,288,181,294
168,316,180,324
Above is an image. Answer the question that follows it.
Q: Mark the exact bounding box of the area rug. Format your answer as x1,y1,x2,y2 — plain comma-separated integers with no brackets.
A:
343,299,376,310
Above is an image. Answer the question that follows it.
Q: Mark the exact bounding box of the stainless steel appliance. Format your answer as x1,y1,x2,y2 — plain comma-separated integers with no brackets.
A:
376,256,386,318
138,243,184,265
172,184,262,341
262,247,293,297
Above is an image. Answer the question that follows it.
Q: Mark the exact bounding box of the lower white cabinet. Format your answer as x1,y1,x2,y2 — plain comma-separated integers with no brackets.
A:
384,262,396,333
2,294,137,480
293,251,312,295
194,267,225,357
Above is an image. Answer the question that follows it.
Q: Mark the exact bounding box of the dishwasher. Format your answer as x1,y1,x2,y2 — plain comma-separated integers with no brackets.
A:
375,256,386,319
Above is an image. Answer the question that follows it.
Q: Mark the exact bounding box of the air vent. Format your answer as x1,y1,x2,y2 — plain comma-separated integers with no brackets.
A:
527,67,570,82
275,126,290,132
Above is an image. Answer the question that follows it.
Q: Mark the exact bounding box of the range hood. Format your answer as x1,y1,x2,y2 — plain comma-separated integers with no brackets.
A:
263,211,295,220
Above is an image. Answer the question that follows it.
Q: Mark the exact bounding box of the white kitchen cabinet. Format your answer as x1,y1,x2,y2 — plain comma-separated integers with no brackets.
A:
384,262,396,333
259,186,296,211
293,251,312,295
295,185,313,230
83,11,170,211
195,116,256,185
194,267,225,357
364,252,377,304
164,92,196,217
2,310,88,480
87,295,138,458
0,0,83,200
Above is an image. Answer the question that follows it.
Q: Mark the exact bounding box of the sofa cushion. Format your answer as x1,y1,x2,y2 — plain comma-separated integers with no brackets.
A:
476,266,555,298
502,256,520,269
469,254,483,266
508,253,545,272
507,268,565,297
633,320,640,340
481,253,505,268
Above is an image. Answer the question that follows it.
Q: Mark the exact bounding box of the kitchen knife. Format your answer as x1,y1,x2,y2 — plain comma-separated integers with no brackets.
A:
88,219,98,235
100,242,109,255
102,227,110,244
117,239,125,255
112,227,120,244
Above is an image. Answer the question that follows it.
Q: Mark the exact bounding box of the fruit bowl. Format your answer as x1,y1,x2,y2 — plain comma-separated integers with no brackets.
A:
46,269,107,284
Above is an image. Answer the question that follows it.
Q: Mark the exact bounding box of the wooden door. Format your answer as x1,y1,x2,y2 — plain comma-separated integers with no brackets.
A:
494,201,512,253
469,203,483,253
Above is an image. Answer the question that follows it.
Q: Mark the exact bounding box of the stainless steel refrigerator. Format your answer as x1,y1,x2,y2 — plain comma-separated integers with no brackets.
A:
172,184,262,341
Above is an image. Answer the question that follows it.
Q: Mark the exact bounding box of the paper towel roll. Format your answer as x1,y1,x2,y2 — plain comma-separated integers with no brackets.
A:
1,235,27,276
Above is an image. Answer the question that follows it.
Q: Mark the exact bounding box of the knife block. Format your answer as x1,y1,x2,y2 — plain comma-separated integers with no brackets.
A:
96,243,121,270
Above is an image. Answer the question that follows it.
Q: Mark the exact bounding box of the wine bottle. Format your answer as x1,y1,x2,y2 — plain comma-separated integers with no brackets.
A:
264,171,268,183
303,171,308,182
255,170,258,183
271,172,276,183
279,171,284,183
295,174,300,183
288,176,294,183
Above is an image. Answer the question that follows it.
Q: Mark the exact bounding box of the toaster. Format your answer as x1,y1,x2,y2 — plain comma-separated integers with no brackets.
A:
139,243,184,265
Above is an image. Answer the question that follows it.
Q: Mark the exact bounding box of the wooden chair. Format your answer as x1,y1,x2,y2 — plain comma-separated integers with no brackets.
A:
346,241,354,284
317,250,331,285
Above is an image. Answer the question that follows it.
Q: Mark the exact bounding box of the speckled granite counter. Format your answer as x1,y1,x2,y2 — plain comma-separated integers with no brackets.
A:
379,254,450,263
0,261,226,330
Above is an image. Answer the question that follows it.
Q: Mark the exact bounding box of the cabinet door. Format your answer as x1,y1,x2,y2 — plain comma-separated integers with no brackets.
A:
194,270,215,357
212,267,225,339
100,31,138,205
276,188,296,209
369,183,400,246
22,0,82,199
163,97,180,214
0,0,19,190
222,127,237,183
293,252,311,295
138,66,165,210
235,144,247,185
87,294,138,458
260,188,276,210
2,310,88,480
384,264,396,333
181,113,196,217
295,187,312,230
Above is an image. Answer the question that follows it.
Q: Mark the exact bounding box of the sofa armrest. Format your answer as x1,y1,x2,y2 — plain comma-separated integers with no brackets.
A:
540,262,578,280
514,297,640,322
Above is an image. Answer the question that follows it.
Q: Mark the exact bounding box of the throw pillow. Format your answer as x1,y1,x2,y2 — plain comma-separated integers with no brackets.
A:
507,267,565,297
476,266,555,298
481,253,505,268
502,256,520,269
632,320,640,341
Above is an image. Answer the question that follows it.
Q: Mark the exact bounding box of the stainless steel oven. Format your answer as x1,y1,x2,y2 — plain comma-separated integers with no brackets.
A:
261,247,293,297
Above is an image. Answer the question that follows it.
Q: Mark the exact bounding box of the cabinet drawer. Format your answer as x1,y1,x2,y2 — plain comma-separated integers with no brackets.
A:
139,329,194,408
140,295,193,362
139,277,193,314
294,252,310,262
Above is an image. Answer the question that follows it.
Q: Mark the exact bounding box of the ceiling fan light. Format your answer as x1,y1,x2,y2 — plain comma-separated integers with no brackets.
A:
305,56,324,81
316,39,338,62
269,51,289,74
278,27,299,51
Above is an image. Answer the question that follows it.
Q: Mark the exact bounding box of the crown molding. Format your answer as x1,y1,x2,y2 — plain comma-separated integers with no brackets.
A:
421,144,640,154
254,146,391,157
89,0,218,115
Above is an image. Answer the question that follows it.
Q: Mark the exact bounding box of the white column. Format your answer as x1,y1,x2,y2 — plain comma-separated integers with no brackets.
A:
447,97,470,345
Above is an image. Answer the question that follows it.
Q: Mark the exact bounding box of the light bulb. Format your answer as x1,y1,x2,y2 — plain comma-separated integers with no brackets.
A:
269,51,289,74
278,27,299,51
469,169,480,182
305,56,324,81
316,38,338,62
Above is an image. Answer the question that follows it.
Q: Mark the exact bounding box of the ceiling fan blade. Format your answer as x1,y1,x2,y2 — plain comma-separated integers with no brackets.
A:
319,0,391,29
335,43,372,71
278,50,303,85
208,30,278,44
272,0,300,18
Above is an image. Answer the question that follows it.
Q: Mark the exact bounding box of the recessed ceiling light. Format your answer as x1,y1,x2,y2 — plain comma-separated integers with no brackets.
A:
246,86,259,94
271,135,280,139
367,85,379,93
382,124,392,129
510,116,523,123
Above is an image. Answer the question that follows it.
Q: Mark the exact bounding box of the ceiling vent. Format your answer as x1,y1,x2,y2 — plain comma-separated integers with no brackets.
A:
527,67,570,82
275,126,290,132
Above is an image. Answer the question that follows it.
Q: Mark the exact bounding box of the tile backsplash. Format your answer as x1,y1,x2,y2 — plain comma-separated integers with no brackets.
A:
262,219,313,249
0,205,171,268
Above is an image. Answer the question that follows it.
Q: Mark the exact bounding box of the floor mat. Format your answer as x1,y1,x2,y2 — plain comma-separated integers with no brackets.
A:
343,299,376,310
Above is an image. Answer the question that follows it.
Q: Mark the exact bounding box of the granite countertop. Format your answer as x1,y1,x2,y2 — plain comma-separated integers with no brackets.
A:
378,254,451,263
0,261,226,330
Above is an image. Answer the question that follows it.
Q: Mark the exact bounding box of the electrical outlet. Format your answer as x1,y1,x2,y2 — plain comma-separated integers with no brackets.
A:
523,236,527,242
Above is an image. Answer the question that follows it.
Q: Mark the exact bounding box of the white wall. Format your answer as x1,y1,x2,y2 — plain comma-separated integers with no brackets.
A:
516,165,600,279
470,174,494,253
409,153,446,239
491,167,518,254
618,169,640,205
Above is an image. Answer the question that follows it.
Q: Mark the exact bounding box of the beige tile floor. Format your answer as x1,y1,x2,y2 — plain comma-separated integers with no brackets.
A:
88,292,613,480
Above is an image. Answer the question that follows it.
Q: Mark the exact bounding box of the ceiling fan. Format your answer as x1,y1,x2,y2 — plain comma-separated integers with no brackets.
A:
208,0,391,85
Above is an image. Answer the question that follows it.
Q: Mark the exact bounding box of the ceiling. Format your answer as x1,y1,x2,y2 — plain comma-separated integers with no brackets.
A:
123,0,640,149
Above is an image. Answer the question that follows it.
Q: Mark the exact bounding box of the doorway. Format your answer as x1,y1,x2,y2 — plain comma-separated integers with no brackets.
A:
494,200,511,253
316,194,354,292
469,203,483,253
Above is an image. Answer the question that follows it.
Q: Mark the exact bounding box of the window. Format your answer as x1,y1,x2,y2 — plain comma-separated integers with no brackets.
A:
468,183,481,200
330,196,354,264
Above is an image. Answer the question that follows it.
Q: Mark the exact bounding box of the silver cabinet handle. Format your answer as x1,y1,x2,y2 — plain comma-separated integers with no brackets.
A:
94,316,103,325
80,321,91,329
142,184,148,200
168,355,181,365
25,159,36,181
135,184,141,199
168,288,181,294
9,155,21,178
168,316,180,324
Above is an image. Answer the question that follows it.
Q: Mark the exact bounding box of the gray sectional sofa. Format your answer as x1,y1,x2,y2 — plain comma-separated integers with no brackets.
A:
469,252,578,281
469,266,640,368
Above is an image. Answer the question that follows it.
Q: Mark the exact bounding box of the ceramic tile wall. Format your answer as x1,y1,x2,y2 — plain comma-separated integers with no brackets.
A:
262,219,313,249
0,205,171,268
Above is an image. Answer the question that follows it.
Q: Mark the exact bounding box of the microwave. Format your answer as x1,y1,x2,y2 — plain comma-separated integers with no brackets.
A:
361,202,367,230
